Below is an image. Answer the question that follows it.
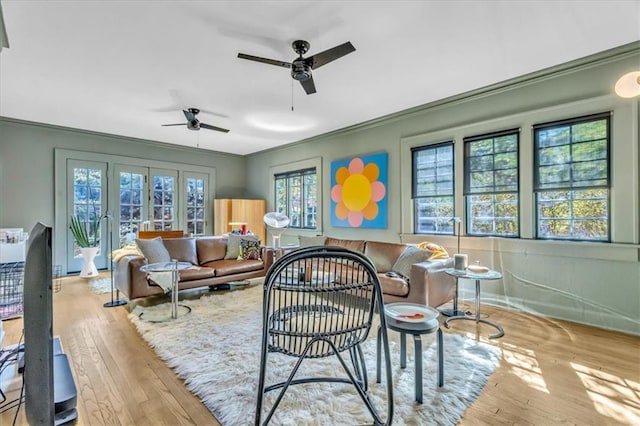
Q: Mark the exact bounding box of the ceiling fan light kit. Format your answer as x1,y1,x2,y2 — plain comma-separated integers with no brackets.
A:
238,39,356,95
614,71,640,98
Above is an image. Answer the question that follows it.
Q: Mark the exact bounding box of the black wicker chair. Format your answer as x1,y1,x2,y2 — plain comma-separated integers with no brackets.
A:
255,246,394,425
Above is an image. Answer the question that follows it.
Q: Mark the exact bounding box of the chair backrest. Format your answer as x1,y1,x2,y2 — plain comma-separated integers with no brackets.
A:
262,246,380,359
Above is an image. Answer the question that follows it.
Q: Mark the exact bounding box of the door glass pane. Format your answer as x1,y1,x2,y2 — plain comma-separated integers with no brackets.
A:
72,167,103,254
153,175,175,231
186,176,206,236
119,171,145,239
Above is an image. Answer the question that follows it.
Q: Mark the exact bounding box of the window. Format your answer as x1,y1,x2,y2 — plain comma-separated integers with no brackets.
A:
118,169,145,238
464,129,519,236
274,168,317,229
534,113,610,241
412,142,454,234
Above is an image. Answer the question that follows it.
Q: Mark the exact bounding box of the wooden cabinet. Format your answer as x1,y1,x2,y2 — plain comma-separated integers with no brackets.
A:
214,199,266,243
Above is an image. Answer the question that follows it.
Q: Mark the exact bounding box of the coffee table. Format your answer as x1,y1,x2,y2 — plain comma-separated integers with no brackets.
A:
444,268,504,338
139,261,192,321
376,303,443,404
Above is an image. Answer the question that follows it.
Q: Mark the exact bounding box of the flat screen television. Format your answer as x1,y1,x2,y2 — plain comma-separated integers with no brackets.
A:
23,222,77,425
23,222,55,424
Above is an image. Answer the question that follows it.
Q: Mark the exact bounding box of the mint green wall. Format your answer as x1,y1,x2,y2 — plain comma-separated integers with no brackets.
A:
244,44,640,335
0,118,247,236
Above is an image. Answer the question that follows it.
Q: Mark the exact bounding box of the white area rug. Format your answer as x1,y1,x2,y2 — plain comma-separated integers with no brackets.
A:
129,285,501,426
89,277,113,294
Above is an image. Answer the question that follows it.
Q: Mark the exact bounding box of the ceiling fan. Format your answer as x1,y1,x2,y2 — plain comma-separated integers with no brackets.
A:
238,39,356,95
162,108,229,133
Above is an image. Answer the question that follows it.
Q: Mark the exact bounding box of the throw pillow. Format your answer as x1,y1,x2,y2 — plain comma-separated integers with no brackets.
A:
391,245,433,281
239,239,262,261
135,237,171,264
225,234,259,260
162,238,198,265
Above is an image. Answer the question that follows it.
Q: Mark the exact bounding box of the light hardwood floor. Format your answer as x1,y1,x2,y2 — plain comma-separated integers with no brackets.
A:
1,273,638,425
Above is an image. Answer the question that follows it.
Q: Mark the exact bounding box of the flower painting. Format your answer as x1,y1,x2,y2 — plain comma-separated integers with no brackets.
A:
330,152,388,228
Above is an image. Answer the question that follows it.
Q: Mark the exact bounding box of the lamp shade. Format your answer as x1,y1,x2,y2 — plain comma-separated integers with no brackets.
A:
614,71,640,98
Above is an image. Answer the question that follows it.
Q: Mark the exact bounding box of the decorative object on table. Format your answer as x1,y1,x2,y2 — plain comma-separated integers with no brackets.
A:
454,253,468,271
467,263,490,274
615,71,640,98
129,283,501,425
330,152,388,228
263,211,290,253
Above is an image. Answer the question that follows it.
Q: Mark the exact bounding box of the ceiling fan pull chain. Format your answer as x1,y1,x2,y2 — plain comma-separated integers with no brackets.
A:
291,78,294,111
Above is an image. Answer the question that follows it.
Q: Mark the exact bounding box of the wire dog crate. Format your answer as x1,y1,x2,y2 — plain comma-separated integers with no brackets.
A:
0,261,25,320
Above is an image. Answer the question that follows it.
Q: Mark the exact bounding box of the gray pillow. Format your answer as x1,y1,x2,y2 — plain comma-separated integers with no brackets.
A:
225,234,260,260
298,235,326,247
162,238,198,265
135,237,171,264
391,245,433,281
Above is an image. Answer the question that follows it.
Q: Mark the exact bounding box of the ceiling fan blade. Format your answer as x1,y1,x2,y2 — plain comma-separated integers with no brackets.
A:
200,123,230,133
238,53,291,69
162,123,187,126
183,109,196,121
307,41,355,69
300,76,316,95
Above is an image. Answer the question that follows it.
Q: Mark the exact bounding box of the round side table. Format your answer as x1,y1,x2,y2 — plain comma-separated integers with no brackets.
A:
139,260,192,321
444,268,504,339
376,303,443,404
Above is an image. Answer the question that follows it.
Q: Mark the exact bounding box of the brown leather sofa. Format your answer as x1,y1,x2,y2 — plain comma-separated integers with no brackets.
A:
313,237,456,308
114,236,273,300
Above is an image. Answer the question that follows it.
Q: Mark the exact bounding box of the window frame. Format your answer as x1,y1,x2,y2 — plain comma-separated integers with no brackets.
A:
269,157,322,235
411,141,455,235
533,112,611,242
463,128,520,237
274,168,317,230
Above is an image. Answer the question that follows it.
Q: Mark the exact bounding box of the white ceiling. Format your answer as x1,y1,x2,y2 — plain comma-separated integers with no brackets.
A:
1,1,638,155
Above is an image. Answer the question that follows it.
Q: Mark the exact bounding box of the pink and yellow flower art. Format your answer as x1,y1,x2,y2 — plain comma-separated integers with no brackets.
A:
330,152,388,228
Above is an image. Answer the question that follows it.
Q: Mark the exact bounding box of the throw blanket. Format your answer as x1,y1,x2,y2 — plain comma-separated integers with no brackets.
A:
111,245,142,262
146,271,174,293
417,241,450,260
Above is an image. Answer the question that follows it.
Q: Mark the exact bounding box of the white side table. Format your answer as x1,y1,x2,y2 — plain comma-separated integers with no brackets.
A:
139,261,192,321
444,268,504,339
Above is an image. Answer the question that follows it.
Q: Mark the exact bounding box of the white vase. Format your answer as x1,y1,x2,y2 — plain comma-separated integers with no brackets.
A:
79,246,100,278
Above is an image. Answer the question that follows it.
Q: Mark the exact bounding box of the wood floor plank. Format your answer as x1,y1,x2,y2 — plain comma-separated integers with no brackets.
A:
1,273,638,425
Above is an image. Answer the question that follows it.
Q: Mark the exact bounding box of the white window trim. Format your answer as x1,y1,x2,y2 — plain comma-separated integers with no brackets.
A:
401,94,638,244
268,156,323,236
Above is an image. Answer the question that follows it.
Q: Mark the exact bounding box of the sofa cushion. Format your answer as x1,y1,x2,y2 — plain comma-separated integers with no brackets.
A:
324,237,366,253
378,273,410,297
364,241,408,273
391,245,433,280
202,259,264,276
179,265,217,282
135,237,171,264
197,237,228,264
299,235,327,247
163,238,198,265
240,239,262,260
225,234,260,260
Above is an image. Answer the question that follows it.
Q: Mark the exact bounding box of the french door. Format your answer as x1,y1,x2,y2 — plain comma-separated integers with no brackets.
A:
114,165,179,241
66,160,109,273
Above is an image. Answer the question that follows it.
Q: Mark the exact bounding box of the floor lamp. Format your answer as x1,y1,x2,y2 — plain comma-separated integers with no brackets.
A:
440,217,465,317
103,215,127,308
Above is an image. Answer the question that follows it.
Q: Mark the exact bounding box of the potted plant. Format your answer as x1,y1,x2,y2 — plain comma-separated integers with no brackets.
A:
69,207,106,278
